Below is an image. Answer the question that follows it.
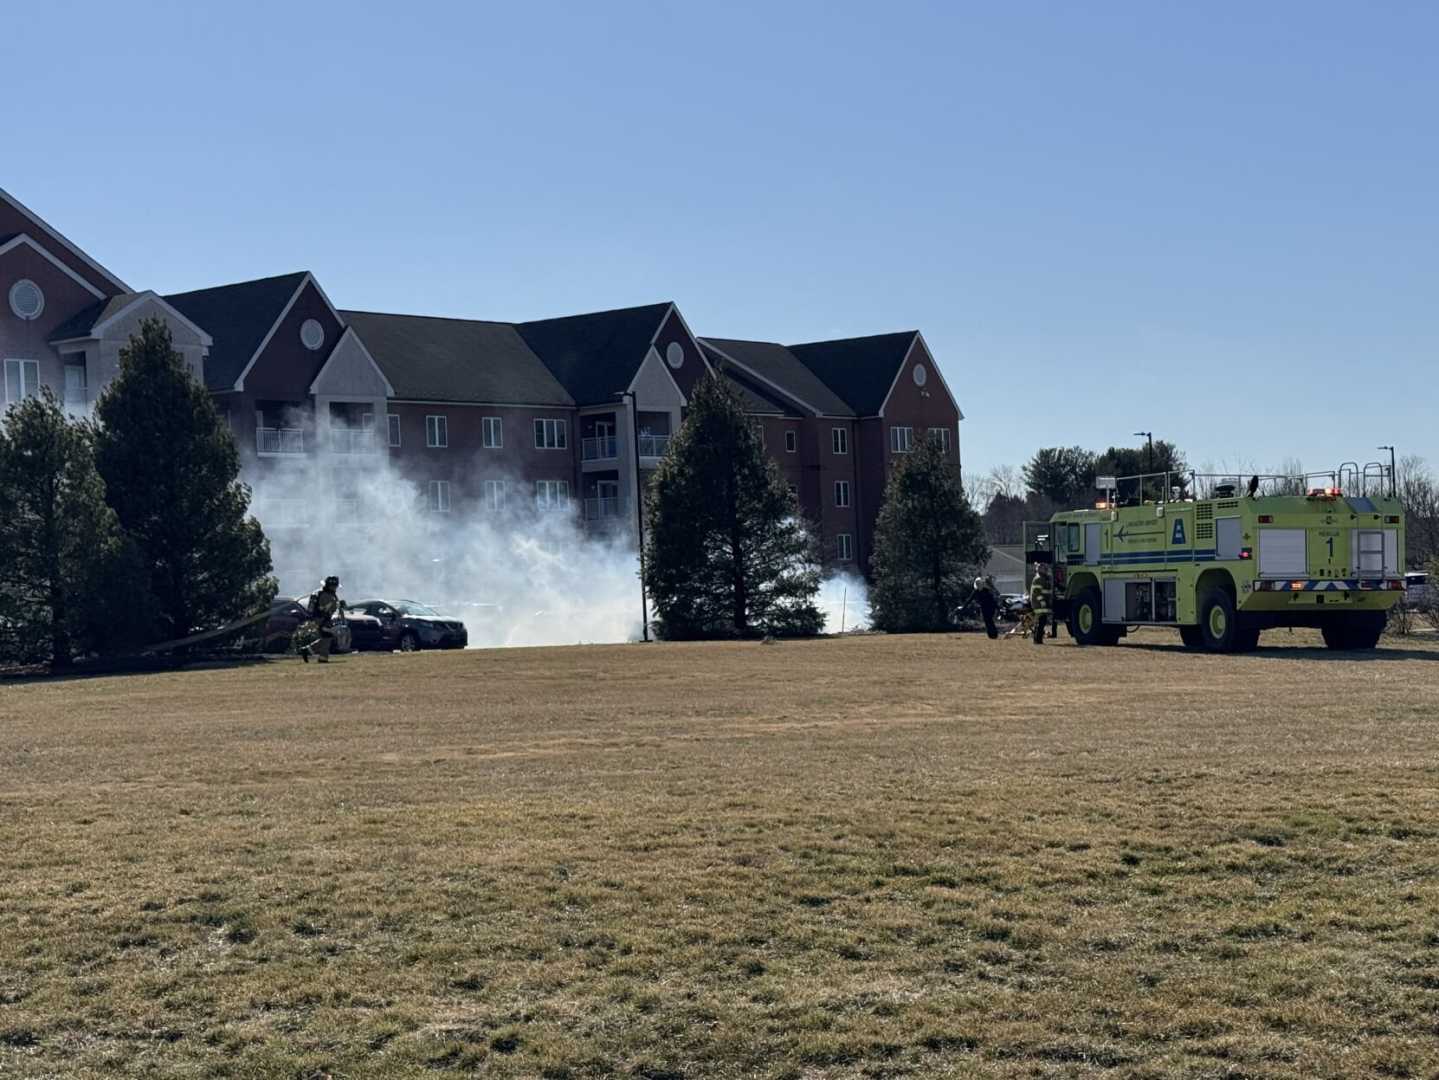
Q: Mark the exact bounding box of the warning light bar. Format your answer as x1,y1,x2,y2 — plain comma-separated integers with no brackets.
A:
1306,487,1342,498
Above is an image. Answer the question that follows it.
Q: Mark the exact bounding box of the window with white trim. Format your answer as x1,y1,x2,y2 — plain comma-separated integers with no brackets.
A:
836,533,854,561
784,429,797,454
482,416,503,448
425,414,448,448
834,480,851,508
928,427,951,453
483,480,507,511
534,418,567,450
387,414,401,448
427,480,451,513
831,426,848,455
535,479,570,510
64,358,88,405
3,359,40,404
890,426,914,453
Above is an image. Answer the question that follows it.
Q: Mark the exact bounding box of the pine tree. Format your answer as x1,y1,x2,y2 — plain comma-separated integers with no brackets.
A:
0,391,152,666
870,434,990,633
93,318,275,641
644,372,822,639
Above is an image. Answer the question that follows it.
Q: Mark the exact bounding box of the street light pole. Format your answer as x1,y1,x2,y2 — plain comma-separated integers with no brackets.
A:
619,390,650,641
1378,445,1396,498
1133,430,1154,474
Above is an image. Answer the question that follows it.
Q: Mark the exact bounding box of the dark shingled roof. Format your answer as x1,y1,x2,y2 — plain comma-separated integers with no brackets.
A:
787,331,918,416
48,294,142,342
700,338,854,417
342,311,573,406
516,302,673,406
719,367,794,416
165,272,308,391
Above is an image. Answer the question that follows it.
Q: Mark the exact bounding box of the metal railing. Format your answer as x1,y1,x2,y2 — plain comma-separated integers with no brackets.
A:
584,496,624,521
637,434,670,458
581,436,618,461
328,428,380,454
257,427,304,454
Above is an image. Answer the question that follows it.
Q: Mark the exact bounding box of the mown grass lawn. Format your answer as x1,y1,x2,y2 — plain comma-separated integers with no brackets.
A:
2,631,1438,1078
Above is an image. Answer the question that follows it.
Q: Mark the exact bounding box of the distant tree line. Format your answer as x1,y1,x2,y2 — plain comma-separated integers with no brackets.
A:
0,319,274,669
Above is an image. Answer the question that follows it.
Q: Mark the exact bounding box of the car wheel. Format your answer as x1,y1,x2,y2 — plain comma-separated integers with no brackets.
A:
399,632,419,653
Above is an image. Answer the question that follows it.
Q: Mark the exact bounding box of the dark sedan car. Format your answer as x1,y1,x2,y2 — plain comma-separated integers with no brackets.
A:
256,597,353,654
348,599,469,652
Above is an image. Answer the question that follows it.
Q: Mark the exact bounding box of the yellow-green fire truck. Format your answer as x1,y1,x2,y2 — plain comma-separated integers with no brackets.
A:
1038,467,1406,652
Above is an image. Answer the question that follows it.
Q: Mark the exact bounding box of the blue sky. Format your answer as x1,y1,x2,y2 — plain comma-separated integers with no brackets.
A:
7,1,1436,479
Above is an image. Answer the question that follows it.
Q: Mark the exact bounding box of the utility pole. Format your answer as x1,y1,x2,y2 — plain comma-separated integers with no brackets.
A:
1378,445,1396,498
619,390,650,641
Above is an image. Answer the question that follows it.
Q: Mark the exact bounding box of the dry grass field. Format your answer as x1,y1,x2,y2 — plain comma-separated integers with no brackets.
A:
2,631,1439,1079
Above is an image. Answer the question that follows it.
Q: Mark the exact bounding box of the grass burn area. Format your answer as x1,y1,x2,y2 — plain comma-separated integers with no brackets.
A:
2,631,1439,1077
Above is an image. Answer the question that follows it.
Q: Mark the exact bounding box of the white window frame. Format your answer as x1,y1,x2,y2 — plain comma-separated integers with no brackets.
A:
831,426,849,455
784,429,797,454
534,418,567,450
535,479,571,510
4,358,41,404
425,414,448,448
837,533,854,561
482,416,503,449
387,414,401,448
483,479,507,511
834,480,851,508
427,480,451,513
890,426,914,453
928,427,951,453
63,358,88,405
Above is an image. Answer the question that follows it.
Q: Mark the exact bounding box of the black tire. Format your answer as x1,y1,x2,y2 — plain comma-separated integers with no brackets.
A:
1198,588,1240,652
1323,612,1385,651
399,632,419,653
1234,626,1261,653
1067,586,1105,646
1179,625,1204,650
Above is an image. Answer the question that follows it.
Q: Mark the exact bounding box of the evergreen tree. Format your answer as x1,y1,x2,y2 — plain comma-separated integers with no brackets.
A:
0,390,152,665
93,318,275,641
870,434,990,632
644,372,822,639
1022,446,1096,506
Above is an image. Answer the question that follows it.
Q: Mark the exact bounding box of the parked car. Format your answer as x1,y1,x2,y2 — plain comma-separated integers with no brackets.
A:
348,599,469,651
256,597,352,654
1405,571,1430,608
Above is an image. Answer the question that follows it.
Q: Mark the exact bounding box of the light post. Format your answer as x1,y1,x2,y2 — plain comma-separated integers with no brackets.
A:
618,390,650,641
1133,430,1154,474
1378,445,1396,498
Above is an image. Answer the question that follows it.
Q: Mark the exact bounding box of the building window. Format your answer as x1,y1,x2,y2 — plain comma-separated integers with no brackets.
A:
928,427,951,453
483,480,507,511
784,429,797,453
832,426,848,455
482,416,503,448
836,533,854,561
834,480,851,508
425,415,448,448
534,418,567,450
535,479,570,510
8,280,44,321
387,414,401,448
3,359,40,404
890,426,914,453
427,480,451,513
63,358,88,405
751,420,765,448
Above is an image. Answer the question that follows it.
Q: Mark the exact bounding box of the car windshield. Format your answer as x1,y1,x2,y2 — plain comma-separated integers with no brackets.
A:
395,602,441,617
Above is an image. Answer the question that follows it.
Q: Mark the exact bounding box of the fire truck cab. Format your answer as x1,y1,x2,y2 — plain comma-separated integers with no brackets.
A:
1041,463,1405,653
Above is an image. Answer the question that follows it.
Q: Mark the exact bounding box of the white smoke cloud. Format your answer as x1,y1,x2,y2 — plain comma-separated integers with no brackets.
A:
818,571,870,633
246,441,645,648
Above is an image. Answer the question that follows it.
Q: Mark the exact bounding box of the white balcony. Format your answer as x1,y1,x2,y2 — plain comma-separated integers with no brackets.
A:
637,434,670,458
328,428,380,454
584,496,625,521
581,436,618,461
257,427,305,454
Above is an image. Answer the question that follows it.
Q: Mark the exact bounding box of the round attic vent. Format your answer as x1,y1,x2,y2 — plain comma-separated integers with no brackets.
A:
666,342,685,369
9,279,44,321
300,318,325,351
912,363,927,387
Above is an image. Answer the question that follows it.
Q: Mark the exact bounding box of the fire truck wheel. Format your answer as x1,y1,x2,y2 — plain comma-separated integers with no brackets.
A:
1179,625,1204,649
1198,588,1239,652
1234,626,1261,653
1067,586,1105,646
1323,612,1384,650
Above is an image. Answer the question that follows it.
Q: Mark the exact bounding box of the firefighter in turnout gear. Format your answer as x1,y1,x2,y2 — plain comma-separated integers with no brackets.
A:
298,576,343,663
1029,563,1052,645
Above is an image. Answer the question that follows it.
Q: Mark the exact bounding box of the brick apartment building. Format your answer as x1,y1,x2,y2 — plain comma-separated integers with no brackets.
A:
1,186,963,575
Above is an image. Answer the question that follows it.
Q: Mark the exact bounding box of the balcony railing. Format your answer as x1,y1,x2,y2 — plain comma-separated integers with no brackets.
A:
584,496,625,521
581,435,618,461
328,428,380,454
637,434,670,458
257,427,305,454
